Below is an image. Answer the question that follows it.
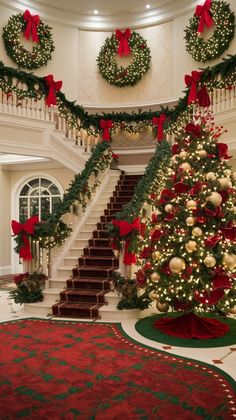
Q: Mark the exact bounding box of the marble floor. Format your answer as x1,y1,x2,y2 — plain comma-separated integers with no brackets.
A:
0,289,235,383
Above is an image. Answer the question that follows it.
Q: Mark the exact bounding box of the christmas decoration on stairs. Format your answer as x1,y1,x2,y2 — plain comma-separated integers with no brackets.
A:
137,111,236,339
52,174,142,319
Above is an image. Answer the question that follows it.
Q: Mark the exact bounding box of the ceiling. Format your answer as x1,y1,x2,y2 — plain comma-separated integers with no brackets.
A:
4,0,198,29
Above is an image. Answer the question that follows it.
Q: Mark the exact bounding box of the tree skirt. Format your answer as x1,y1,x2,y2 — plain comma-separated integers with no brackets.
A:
0,318,235,419
154,312,230,339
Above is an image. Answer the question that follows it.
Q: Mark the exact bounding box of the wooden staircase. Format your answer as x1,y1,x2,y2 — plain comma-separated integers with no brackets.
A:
51,174,142,319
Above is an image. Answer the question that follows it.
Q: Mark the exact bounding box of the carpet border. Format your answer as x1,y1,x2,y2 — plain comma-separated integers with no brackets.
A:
1,316,236,392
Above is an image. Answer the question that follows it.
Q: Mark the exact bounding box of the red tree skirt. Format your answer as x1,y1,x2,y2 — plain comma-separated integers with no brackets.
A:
154,312,230,339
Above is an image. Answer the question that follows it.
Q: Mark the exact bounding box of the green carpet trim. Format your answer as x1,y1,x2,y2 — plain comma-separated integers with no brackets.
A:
135,313,236,348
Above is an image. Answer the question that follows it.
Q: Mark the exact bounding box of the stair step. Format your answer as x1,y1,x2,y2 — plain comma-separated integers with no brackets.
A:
52,302,102,318
73,266,114,279
67,277,111,290
60,289,106,303
84,247,114,257
88,238,110,247
78,256,119,268
93,230,109,238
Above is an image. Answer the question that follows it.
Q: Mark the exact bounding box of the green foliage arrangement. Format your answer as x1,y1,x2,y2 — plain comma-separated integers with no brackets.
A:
113,271,151,310
2,12,55,70
10,272,46,304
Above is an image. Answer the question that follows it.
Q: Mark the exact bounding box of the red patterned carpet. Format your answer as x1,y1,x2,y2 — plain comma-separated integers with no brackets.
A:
0,319,235,419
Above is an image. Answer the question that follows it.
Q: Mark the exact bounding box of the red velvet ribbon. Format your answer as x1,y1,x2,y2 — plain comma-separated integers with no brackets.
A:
116,28,131,57
112,217,141,265
123,240,136,265
23,10,40,43
44,75,62,107
195,0,213,33
100,119,113,142
152,114,166,142
185,71,202,104
11,215,39,260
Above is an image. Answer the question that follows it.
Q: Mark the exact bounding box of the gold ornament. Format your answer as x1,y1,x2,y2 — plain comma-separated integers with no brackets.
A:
192,227,203,237
232,171,236,180
197,149,207,158
232,206,236,214
113,250,119,258
217,177,232,190
204,255,216,268
228,306,236,315
206,172,216,181
164,204,174,213
185,240,197,252
224,169,231,176
179,151,188,159
156,301,169,312
151,272,160,282
186,200,197,210
152,251,161,260
171,156,177,163
186,216,195,226
179,162,192,172
169,257,186,273
149,291,159,301
222,253,236,269
206,192,222,207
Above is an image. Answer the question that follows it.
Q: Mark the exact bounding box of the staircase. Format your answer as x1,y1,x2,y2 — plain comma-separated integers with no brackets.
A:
51,174,142,319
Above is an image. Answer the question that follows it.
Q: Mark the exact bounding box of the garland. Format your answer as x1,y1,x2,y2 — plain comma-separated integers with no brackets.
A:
97,29,151,87
0,54,236,135
184,0,235,62
2,11,55,70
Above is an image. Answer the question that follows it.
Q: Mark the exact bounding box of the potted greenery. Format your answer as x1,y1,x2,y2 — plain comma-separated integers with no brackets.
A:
9,272,46,305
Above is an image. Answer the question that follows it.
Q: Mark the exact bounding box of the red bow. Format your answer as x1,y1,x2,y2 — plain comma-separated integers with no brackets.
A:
23,10,40,43
112,217,141,265
100,119,113,141
124,240,137,265
11,215,39,260
116,28,131,56
44,75,62,107
152,114,166,142
195,0,213,33
185,71,202,104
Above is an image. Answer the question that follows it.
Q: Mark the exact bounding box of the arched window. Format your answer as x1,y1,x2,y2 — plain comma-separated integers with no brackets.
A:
19,177,62,223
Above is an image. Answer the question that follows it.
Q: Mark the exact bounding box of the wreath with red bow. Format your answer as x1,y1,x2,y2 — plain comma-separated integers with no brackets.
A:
184,0,235,62
2,10,55,70
97,29,151,87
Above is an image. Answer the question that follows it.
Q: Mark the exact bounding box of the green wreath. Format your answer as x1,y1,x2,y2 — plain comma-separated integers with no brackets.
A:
97,31,151,87
184,0,235,63
2,12,55,70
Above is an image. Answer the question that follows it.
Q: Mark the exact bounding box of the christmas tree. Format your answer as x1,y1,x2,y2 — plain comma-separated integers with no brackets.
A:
137,112,236,338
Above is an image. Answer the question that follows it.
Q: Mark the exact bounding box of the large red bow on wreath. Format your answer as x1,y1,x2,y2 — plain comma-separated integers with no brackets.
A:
112,217,141,265
100,119,113,141
23,10,40,43
185,71,210,107
44,75,62,107
116,28,131,56
152,114,166,142
195,0,213,33
11,215,39,260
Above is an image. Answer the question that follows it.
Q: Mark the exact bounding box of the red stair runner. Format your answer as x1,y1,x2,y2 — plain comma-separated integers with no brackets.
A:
52,174,142,319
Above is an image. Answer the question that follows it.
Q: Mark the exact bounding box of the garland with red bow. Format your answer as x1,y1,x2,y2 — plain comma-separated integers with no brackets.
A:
97,29,151,87
184,0,235,62
44,75,62,107
111,217,144,265
2,10,55,70
11,215,39,260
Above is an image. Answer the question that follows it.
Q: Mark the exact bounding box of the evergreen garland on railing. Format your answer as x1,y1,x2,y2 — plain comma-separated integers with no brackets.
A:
0,54,236,133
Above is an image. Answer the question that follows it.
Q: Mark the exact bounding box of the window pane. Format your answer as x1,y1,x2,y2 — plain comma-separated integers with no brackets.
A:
28,179,39,189
30,189,39,196
49,184,60,195
20,184,30,196
30,197,39,216
41,188,50,196
19,198,28,223
41,197,50,220
41,178,51,188
52,196,61,212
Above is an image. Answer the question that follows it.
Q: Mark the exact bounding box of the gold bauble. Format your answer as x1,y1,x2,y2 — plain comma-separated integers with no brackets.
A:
149,291,159,301
224,169,231,176
151,272,160,282
206,172,216,181
197,149,207,158
228,306,236,315
185,240,197,253
204,255,216,268
179,151,188,159
171,156,177,163
186,216,195,226
169,257,186,273
164,204,174,213
222,253,236,269
179,162,192,172
232,171,236,180
206,192,222,207
152,251,161,260
233,206,236,214
217,177,232,190
192,227,203,237
186,200,197,210
156,301,169,312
